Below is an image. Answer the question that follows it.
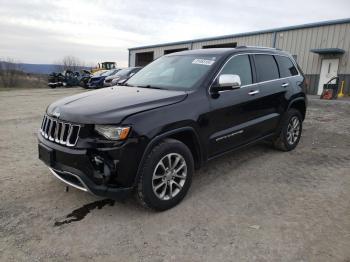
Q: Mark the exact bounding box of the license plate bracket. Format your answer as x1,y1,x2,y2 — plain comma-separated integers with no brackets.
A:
38,144,55,166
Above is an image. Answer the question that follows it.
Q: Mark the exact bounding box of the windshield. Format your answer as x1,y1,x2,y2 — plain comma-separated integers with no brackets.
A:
92,70,107,77
101,69,119,76
126,55,217,90
115,68,135,77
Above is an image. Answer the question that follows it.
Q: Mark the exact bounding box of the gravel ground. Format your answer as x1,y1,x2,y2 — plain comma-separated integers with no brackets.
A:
1,88,350,262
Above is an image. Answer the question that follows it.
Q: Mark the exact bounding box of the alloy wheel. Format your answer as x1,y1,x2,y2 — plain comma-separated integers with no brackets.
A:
152,153,187,201
286,116,301,145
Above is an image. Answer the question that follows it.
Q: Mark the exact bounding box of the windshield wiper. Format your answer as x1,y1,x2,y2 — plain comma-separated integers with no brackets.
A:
137,85,166,90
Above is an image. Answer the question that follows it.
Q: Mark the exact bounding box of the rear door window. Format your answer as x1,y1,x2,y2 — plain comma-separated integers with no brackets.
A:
275,55,299,77
254,54,279,82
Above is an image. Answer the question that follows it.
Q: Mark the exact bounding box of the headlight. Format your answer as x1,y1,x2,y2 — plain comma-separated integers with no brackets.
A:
95,125,131,140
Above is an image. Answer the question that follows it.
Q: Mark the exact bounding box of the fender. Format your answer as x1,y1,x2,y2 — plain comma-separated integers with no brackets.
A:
287,97,306,111
274,97,306,134
133,126,203,186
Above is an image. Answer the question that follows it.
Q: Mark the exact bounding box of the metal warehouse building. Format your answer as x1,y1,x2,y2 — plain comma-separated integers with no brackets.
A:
129,18,350,95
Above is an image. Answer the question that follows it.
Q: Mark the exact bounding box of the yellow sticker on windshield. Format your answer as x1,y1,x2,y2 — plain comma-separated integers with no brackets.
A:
192,59,215,66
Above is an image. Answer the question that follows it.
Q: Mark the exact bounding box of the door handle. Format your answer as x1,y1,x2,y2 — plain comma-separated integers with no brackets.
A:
281,83,289,87
248,90,259,95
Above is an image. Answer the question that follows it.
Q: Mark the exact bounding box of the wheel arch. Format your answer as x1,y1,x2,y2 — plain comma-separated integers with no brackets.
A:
287,97,306,120
133,127,203,187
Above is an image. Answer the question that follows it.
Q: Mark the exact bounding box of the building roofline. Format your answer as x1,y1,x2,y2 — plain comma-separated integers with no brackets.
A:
129,18,350,51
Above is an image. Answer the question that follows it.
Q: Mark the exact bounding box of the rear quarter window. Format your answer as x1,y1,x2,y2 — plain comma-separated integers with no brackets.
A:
275,55,299,77
254,54,279,82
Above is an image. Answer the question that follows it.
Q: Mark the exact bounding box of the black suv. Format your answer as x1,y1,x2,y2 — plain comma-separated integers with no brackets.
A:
38,47,307,210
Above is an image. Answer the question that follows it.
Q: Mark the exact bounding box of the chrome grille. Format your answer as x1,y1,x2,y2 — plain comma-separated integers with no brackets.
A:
40,115,80,147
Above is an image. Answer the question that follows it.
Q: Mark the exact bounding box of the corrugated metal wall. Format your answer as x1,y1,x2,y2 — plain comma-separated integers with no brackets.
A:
191,33,273,49
129,43,192,67
129,33,274,67
275,23,350,74
129,22,350,94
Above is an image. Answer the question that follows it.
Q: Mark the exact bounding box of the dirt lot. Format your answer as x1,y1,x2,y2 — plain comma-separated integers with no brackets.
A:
1,88,350,262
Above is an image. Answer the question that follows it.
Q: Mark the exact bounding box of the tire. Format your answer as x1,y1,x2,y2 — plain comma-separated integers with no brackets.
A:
79,80,86,88
273,108,303,151
136,138,194,211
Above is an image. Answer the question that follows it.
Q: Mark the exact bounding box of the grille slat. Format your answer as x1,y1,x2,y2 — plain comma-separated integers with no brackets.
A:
60,123,67,144
48,120,55,141
55,122,62,143
66,125,73,145
62,123,69,144
44,118,51,138
41,116,46,131
41,116,47,136
40,115,80,147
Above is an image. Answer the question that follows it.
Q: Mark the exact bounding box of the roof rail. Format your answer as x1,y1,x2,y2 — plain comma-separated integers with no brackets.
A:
236,45,276,50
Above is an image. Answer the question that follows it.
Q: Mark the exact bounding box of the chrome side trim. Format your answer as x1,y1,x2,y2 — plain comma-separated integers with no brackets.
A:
215,130,244,142
48,168,89,192
210,112,279,141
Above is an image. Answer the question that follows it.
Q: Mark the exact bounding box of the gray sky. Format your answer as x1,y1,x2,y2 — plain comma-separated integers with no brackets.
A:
0,0,349,66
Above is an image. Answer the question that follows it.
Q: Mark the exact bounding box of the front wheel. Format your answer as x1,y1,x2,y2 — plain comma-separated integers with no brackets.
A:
273,108,303,151
136,139,194,211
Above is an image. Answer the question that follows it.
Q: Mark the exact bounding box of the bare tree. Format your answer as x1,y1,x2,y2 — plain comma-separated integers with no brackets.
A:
0,58,23,88
54,56,85,72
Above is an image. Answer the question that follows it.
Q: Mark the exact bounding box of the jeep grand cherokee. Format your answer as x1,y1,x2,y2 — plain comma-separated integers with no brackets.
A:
38,47,307,210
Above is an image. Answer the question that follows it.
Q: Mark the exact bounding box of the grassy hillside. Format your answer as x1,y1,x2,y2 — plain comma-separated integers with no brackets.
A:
0,73,48,90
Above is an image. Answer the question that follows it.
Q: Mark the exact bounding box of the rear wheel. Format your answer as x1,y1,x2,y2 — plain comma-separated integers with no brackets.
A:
136,139,194,211
273,109,303,151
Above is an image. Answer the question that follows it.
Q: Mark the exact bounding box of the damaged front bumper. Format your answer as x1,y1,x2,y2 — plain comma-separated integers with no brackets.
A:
37,133,140,199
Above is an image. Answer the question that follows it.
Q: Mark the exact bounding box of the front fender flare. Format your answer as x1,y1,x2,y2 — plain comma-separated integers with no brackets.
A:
133,126,202,187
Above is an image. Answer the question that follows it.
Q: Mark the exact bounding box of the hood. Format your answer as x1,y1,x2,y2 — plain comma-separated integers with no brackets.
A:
105,74,120,81
90,76,105,82
112,75,127,83
46,86,187,124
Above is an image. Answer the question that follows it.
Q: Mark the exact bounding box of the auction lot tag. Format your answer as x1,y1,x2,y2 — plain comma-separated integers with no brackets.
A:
192,59,215,66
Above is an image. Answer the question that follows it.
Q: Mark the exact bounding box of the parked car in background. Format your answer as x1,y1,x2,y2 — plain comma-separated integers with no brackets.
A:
78,70,92,88
48,70,92,88
104,67,142,87
48,70,79,88
48,72,65,88
87,69,119,89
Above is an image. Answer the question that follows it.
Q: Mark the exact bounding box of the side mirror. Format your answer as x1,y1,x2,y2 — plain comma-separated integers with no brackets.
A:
212,74,241,93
